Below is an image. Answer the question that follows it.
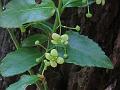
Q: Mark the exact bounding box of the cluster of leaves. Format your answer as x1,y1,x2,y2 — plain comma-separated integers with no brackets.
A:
0,0,113,90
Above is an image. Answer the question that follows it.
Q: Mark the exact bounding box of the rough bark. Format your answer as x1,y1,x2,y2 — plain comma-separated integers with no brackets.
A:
0,0,120,90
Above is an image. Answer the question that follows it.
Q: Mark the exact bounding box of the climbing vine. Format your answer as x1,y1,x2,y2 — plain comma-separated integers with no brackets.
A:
0,0,113,90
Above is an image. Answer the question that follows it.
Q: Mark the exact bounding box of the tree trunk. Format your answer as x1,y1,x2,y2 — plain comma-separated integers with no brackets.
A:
0,0,120,90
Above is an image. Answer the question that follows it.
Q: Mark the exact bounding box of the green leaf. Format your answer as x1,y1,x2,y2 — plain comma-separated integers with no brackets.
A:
0,0,55,28
65,31,113,69
22,34,48,47
62,0,95,7
7,75,39,90
32,21,53,33
0,48,41,77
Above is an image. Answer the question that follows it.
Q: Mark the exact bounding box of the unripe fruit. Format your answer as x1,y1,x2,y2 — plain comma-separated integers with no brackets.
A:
96,0,102,5
35,40,40,45
60,39,64,44
52,33,60,40
50,49,58,57
57,57,64,64
36,58,40,63
44,60,50,66
51,40,58,44
101,0,105,6
64,54,68,58
50,61,57,67
45,53,51,60
86,13,92,18
75,25,80,31
64,41,68,45
61,34,69,41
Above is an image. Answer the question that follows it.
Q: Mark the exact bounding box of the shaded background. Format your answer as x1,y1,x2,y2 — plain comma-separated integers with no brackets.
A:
0,0,120,90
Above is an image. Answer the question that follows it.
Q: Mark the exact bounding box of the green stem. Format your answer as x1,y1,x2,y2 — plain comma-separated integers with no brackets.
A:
28,70,34,75
7,29,20,50
38,44,47,51
53,9,59,32
61,25,76,30
39,61,44,74
56,8,62,34
0,0,2,13
53,0,63,32
87,0,90,13
20,26,26,33
0,1,19,50
7,26,42,90
28,70,43,90
43,81,48,90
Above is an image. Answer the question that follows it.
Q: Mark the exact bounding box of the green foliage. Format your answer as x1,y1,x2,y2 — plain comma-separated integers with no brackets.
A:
65,31,113,69
22,34,47,47
32,21,53,33
0,48,41,76
62,0,95,7
0,0,113,90
0,0,55,28
6,75,39,90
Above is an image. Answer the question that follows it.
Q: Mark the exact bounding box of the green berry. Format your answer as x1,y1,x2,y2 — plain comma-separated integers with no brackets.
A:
50,61,57,67
61,34,69,41
45,53,51,60
75,25,80,31
52,33,60,40
50,49,58,57
36,58,40,63
96,0,102,4
64,41,68,45
86,13,92,18
101,0,105,6
64,54,68,58
51,40,58,44
60,39,64,43
44,60,50,66
57,57,64,64
35,40,40,45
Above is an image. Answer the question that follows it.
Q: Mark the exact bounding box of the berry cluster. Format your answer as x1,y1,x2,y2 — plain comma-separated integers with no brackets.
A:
51,33,69,45
44,49,64,68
